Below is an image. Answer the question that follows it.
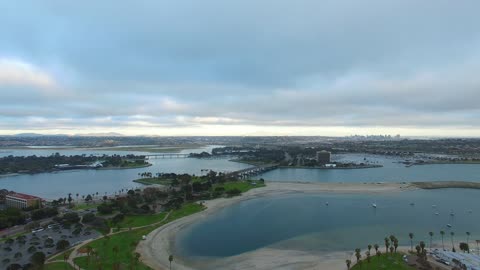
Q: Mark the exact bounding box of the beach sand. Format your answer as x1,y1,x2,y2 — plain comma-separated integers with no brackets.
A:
137,181,416,270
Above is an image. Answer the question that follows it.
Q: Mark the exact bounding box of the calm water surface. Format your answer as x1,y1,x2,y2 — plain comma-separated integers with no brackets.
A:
177,189,480,258
0,146,250,199
254,154,480,182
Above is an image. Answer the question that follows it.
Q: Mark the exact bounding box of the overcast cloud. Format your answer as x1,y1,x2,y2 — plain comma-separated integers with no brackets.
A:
1,0,480,136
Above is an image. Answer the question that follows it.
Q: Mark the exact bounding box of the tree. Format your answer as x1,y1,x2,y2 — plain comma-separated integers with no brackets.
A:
384,237,390,253
67,193,73,206
409,232,414,251
429,232,434,250
415,245,421,256
345,259,351,270
374,244,379,255
56,239,70,251
85,194,93,202
459,242,470,253
466,232,471,246
367,244,372,253
30,251,46,268
420,241,426,253
354,248,361,263
451,232,456,252
440,231,445,250
366,250,371,263
169,255,174,270
393,239,399,253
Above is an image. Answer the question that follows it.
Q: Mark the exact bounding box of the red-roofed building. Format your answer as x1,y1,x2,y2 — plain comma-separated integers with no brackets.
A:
6,192,41,209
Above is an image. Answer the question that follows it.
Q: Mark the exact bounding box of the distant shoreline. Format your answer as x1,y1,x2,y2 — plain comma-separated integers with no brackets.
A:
0,163,152,177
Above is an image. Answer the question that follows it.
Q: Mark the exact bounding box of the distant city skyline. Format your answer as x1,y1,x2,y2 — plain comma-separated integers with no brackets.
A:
1,1,480,136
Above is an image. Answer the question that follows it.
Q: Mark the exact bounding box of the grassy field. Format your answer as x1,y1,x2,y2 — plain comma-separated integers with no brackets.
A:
45,262,76,270
133,177,172,186
73,203,205,270
214,180,266,193
115,212,168,228
50,248,74,261
73,203,96,211
351,253,414,270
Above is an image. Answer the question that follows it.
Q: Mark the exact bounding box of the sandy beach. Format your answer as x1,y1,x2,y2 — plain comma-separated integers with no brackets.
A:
137,181,416,270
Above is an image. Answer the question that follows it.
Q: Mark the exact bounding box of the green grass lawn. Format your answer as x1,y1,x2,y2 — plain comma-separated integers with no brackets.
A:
351,253,414,270
115,212,168,228
73,203,95,211
133,177,172,186
50,248,74,261
214,180,266,193
74,203,205,270
45,262,76,270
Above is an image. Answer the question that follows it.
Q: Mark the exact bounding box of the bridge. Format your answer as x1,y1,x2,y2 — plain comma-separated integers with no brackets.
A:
225,164,279,179
144,153,190,159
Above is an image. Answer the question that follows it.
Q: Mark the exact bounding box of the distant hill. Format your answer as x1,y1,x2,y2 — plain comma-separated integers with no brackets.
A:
74,132,124,137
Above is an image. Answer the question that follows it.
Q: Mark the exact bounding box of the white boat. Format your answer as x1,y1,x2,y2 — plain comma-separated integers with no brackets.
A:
435,212,439,215
450,212,455,216
372,203,377,208
446,224,452,228
432,205,437,208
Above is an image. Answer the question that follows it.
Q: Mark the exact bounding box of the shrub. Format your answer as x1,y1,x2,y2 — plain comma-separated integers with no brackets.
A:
56,240,70,251
82,213,96,223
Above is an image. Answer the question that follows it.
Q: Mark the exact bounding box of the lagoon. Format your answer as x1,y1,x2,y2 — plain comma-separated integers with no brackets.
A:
177,188,480,261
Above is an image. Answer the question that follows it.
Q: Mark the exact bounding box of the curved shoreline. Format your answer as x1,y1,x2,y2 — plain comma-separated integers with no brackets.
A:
137,181,416,270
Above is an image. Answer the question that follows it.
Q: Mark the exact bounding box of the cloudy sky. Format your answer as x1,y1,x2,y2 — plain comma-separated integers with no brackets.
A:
1,1,480,136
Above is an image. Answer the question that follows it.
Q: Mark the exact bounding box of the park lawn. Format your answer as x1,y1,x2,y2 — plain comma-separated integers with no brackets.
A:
351,253,414,270
133,177,172,186
50,248,74,261
214,180,266,193
73,203,95,211
74,203,205,270
45,262,76,270
115,212,168,228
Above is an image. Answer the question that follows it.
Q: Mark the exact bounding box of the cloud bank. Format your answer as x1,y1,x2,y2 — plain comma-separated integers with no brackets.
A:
1,0,480,136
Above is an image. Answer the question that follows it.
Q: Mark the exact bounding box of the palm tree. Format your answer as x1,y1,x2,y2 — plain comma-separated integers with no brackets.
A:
384,237,390,253
169,255,174,270
345,259,351,270
440,231,445,250
450,232,455,252
365,250,371,263
374,244,379,255
76,193,79,202
393,239,398,253
466,232,471,247
354,248,361,263
429,232,434,250
367,244,372,253
409,232,414,251
419,241,426,253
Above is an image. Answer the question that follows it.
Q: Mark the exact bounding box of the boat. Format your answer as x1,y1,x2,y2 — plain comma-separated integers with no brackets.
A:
435,212,439,215
450,211,455,216
446,224,452,228
410,202,415,206
432,205,437,208
372,203,377,208
325,202,329,206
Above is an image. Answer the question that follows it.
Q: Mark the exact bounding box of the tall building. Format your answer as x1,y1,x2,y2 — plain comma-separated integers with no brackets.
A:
5,192,41,209
316,150,331,164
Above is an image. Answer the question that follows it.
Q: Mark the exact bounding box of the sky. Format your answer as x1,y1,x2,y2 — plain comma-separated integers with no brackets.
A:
1,1,480,137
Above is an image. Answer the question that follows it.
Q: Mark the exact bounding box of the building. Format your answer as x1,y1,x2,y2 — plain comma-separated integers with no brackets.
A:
316,150,331,164
5,192,41,209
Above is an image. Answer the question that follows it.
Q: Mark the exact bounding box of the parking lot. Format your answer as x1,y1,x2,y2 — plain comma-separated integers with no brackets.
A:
1,223,100,267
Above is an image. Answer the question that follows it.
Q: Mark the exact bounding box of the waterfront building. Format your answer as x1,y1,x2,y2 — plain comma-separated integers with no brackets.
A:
316,150,331,164
5,192,41,209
